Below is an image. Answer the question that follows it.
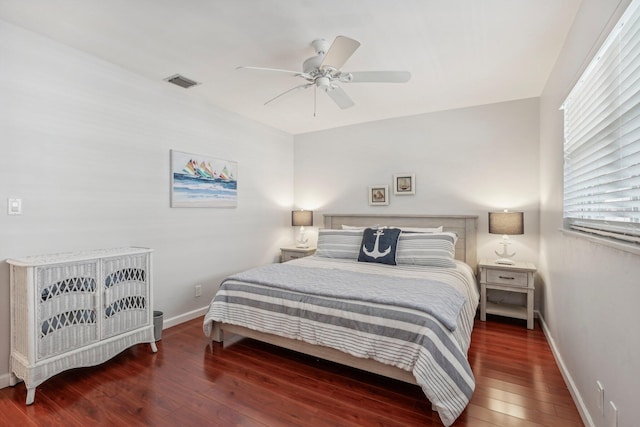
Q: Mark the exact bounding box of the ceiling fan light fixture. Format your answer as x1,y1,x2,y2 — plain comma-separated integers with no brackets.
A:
316,76,331,89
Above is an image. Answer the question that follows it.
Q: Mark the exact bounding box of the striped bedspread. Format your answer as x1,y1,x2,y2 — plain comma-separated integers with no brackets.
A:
203,256,479,426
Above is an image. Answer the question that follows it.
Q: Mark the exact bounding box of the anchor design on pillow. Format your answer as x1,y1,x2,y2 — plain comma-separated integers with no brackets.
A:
363,229,391,259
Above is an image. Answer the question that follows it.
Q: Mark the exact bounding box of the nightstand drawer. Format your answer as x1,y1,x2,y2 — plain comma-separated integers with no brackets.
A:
282,253,303,262
280,247,316,263
486,269,529,286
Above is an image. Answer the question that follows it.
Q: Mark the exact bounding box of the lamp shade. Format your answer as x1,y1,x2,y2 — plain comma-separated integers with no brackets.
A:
291,210,313,227
488,211,524,235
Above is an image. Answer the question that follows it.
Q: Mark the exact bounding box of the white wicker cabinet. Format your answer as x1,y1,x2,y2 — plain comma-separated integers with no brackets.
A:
7,247,157,405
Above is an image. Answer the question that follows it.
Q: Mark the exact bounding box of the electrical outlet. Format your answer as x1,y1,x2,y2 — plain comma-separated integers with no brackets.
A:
608,401,618,427
596,381,604,415
195,285,202,297
7,198,22,215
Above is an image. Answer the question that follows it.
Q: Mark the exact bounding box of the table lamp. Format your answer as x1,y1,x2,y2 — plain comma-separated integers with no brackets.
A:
488,210,524,265
292,210,313,248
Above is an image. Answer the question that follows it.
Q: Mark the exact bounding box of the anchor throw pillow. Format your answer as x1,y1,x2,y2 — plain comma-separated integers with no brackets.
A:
358,227,401,265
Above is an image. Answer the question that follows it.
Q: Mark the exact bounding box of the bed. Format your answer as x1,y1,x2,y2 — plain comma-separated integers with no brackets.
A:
203,214,478,426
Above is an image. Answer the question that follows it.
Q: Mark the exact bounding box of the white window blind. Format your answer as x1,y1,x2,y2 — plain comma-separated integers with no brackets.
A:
563,0,640,245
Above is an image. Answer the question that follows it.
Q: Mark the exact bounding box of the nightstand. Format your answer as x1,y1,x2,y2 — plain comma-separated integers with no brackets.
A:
479,259,537,329
280,246,316,262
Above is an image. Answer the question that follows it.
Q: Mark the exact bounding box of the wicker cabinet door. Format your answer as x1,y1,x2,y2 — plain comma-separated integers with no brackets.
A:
36,261,99,360
102,253,150,339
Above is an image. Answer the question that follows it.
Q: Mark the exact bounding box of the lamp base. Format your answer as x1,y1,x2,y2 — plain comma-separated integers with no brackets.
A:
296,227,308,248
494,238,516,265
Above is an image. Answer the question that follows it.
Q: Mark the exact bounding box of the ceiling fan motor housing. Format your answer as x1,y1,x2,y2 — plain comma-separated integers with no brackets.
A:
303,54,323,74
303,38,332,74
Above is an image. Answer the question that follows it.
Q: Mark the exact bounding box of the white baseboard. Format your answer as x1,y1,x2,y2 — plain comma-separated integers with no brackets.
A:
535,310,594,427
161,306,209,330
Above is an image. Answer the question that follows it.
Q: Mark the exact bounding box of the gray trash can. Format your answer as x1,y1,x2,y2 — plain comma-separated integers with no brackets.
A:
153,310,163,341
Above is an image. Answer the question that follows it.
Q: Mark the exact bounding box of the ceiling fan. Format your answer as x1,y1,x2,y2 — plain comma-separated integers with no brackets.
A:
237,36,411,115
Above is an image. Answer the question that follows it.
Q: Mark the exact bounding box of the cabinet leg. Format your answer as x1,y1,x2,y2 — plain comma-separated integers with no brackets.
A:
9,372,19,386
25,387,36,405
150,341,158,353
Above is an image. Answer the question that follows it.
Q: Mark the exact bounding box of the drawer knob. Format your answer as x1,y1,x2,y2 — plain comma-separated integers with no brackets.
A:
498,275,515,280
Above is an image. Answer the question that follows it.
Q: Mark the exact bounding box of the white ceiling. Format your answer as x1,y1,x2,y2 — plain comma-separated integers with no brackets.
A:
0,0,581,135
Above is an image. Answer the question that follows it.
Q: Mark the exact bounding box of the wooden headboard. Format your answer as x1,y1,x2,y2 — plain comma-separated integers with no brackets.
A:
323,214,478,268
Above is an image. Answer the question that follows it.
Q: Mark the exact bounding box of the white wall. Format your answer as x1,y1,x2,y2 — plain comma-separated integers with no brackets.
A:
0,20,294,384
294,98,540,265
539,1,640,426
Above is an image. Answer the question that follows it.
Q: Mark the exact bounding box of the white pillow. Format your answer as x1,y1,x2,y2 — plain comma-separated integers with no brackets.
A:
341,224,381,230
400,226,443,233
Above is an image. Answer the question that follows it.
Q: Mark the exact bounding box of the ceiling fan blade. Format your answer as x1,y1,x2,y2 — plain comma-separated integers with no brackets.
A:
345,71,411,83
237,66,312,80
320,36,361,70
324,86,355,109
264,83,313,105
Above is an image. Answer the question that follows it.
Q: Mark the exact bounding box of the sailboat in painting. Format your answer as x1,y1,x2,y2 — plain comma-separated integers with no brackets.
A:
218,165,235,181
171,150,238,208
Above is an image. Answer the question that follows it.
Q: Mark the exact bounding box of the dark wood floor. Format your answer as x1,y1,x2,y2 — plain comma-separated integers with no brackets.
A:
0,316,583,426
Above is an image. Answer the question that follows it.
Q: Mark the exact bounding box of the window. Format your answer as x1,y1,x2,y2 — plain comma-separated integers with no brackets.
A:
562,0,640,245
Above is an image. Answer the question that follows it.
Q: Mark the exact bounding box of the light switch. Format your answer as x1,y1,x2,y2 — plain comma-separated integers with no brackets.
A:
8,198,22,215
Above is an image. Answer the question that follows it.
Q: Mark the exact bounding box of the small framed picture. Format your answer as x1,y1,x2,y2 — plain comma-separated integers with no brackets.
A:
368,185,389,206
393,173,415,195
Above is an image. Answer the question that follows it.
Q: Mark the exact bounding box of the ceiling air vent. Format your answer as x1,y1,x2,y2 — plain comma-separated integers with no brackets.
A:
164,74,200,89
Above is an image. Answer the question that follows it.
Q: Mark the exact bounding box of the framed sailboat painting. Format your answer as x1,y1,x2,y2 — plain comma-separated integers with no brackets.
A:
170,150,238,207
393,173,415,195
